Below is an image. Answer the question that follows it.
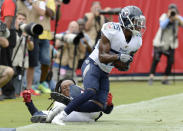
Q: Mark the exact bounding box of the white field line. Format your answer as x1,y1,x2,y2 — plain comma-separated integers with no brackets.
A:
115,93,183,110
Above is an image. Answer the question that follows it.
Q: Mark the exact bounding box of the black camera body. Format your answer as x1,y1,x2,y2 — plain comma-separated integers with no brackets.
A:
0,20,7,32
0,20,10,38
99,8,121,15
170,10,177,17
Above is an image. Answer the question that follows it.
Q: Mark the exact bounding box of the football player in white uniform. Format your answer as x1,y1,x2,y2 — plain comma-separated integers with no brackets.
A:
23,78,113,124
53,5,146,125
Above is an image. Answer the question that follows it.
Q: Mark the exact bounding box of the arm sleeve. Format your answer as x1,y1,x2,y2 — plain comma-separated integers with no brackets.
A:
46,0,56,13
101,23,113,40
159,14,169,29
178,15,183,21
160,18,169,29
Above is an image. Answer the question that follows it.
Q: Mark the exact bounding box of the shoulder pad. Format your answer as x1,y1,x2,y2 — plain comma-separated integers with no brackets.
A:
103,22,121,31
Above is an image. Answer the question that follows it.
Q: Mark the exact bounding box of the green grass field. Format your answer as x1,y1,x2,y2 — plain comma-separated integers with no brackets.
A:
1,81,183,130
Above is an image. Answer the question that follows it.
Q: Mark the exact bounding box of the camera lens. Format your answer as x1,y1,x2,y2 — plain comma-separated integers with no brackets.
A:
170,11,176,16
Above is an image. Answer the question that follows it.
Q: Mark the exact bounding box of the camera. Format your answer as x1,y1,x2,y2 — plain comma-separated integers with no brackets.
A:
99,8,121,15
0,20,10,38
56,0,70,4
55,32,84,45
19,23,43,36
170,10,176,17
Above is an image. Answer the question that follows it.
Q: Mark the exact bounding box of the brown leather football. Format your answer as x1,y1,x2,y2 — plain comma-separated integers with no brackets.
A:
113,60,128,71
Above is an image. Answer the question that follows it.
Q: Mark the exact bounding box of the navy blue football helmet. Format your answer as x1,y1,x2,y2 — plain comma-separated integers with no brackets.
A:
119,6,146,35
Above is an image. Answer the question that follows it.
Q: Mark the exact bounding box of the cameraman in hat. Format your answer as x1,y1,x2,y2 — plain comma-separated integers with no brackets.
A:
148,3,183,85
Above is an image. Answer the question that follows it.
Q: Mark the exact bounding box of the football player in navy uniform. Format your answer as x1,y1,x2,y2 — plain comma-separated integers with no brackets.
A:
53,6,146,125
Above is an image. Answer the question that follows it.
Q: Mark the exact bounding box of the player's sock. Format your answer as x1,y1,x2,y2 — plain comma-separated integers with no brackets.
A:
25,100,39,115
64,89,96,115
75,101,102,112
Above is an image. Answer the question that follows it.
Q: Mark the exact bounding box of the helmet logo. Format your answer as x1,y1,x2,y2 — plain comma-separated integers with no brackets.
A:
122,10,129,18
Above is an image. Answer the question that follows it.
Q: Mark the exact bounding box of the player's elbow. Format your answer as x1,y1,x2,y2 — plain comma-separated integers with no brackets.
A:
99,55,107,64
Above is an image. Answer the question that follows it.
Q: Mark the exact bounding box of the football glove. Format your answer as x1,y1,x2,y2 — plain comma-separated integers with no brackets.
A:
107,92,113,106
118,53,133,63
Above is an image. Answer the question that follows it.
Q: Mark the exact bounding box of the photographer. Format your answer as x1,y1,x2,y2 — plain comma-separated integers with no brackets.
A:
11,13,34,96
17,0,57,94
0,0,17,65
148,3,183,85
0,0,16,100
77,18,92,69
84,1,105,47
53,21,86,81
0,37,14,101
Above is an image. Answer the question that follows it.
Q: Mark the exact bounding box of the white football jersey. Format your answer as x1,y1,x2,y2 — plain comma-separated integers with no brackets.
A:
89,22,142,73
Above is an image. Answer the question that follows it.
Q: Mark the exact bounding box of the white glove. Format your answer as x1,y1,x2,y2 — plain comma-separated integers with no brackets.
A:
118,53,133,63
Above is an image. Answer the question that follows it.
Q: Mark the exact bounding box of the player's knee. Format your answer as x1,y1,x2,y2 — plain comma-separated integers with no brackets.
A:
86,88,96,96
91,100,104,110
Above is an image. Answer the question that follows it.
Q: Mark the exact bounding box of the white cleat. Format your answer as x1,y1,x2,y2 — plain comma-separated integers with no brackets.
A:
52,118,65,126
51,111,68,126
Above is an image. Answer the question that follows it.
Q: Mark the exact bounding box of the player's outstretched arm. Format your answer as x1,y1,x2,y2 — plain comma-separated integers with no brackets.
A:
99,33,119,64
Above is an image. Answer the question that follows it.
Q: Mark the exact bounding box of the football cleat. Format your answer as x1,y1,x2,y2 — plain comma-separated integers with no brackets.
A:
52,118,65,126
51,111,67,126
31,111,47,123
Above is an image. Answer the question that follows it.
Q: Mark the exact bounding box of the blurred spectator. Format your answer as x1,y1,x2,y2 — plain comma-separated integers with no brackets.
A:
0,37,14,101
17,0,41,95
11,13,34,96
53,21,86,82
0,0,17,99
33,0,56,94
84,1,105,47
103,7,113,22
148,4,183,85
0,0,17,65
77,18,92,69
17,0,57,94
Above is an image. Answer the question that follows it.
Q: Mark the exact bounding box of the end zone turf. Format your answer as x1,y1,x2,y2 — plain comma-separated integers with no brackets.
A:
17,93,183,131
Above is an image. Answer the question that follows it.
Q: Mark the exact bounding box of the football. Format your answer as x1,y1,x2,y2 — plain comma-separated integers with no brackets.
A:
113,60,128,71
